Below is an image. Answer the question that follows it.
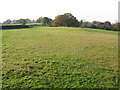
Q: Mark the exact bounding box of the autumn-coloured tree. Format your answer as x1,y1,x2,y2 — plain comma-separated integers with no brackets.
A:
51,13,79,27
112,23,120,31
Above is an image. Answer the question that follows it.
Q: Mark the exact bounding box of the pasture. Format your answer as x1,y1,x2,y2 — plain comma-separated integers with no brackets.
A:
2,27,118,88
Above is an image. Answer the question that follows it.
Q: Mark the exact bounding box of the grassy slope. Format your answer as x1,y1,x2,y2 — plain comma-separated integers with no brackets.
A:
2,27,118,88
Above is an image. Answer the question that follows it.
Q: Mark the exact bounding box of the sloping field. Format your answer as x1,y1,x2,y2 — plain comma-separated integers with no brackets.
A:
2,27,118,88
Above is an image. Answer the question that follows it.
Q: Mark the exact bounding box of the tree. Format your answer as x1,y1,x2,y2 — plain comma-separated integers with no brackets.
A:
12,19,17,24
79,20,83,27
80,21,94,28
42,17,52,25
26,19,32,23
36,17,52,25
36,17,43,23
92,21,101,29
103,21,112,30
51,15,65,27
3,19,12,24
112,23,120,31
16,19,27,25
32,20,36,23
51,13,79,27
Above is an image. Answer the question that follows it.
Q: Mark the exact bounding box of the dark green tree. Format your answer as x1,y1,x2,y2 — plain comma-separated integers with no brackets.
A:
42,17,52,25
103,21,112,30
36,17,52,26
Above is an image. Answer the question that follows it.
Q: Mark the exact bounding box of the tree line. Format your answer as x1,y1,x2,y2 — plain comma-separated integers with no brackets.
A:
1,13,119,31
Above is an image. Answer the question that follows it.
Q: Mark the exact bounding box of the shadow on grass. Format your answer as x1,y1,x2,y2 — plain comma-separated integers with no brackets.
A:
0,25,32,30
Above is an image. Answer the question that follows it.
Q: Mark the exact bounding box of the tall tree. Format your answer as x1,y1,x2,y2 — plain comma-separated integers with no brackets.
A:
51,13,79,27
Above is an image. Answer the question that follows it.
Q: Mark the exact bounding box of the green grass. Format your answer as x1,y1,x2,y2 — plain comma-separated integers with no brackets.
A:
2,27,118,88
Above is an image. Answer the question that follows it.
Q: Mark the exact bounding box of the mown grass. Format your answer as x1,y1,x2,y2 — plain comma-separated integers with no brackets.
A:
2,27,118,88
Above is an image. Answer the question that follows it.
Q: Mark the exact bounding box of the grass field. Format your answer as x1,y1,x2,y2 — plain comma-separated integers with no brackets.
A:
2,27,118,88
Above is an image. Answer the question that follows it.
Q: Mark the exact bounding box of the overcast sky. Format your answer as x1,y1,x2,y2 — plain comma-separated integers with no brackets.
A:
0,0,119,23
